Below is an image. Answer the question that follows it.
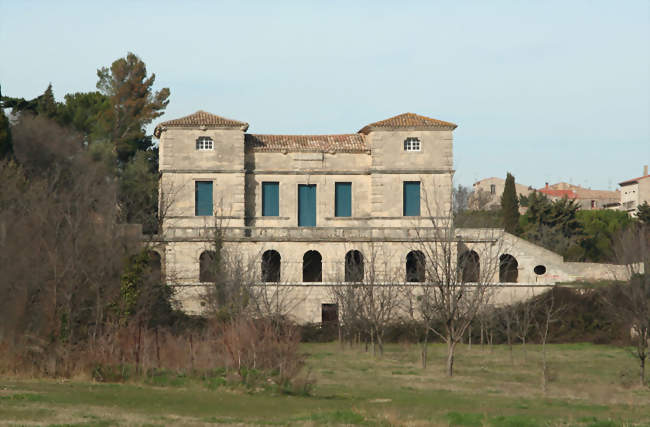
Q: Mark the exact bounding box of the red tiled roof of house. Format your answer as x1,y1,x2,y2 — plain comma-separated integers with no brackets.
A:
245,134,369,153
154,110,249,137
538,188,578,199
619,175,650,186
358,112,457,134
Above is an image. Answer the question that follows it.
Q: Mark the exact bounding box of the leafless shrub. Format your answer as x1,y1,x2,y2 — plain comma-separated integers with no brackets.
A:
0,115,139,377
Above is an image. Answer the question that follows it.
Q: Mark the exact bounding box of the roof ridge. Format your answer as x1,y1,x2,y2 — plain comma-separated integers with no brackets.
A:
358,112,457,134
154,110,249,137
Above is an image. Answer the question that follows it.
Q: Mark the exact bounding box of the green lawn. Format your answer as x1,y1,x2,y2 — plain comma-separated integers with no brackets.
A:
1,342,649,426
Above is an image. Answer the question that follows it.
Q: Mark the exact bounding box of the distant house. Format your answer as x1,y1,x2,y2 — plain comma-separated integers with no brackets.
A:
469,177,533,210
538,182,619,210
618,165,650,216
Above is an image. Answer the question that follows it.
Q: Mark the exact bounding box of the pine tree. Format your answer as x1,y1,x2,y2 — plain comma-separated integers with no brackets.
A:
96,52,170,163
501,172,520,234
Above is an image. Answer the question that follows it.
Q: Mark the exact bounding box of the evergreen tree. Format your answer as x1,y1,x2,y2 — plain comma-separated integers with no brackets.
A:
637,202,650,225
58,91,111,143
501,172,520,234
0,86,12,159
96,52,170,162
36,83,59,118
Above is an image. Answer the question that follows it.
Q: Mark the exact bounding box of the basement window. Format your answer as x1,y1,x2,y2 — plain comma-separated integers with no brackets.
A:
196,136,213,150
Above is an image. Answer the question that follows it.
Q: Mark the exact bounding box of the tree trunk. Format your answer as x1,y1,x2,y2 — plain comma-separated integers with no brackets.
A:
376,331,384,357
446,340,457,377
421,333,429,369
640,355,646,387
541,340,548,394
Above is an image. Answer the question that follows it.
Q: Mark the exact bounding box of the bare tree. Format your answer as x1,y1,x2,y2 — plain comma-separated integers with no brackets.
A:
498,300,516,364
452,184,471,213
513,297,534,361
0,115,139,375
605,223,650,386
468,188,496,210
330,244,405,357
532,288,566,394
406,190,505,376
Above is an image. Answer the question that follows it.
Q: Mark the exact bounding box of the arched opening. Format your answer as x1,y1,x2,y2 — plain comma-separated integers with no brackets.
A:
499,254,518,283
406,250,425,282
199,250,217,282
303,250,322,282
345,250,364,282
261,250,281,282
458,250,480,283
147,251,162,283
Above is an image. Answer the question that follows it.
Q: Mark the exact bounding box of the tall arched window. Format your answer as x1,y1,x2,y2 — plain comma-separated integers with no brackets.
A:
261,250,281,282
458,250,480,283
303,250,322,282
199,250,217,282
406,250,425,282
499,254,518,283
345,250,364,282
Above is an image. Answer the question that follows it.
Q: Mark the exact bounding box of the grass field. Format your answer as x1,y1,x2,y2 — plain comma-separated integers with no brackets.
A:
1,342,649,426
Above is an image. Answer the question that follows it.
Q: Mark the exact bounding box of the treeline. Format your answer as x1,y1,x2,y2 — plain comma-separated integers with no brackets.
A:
0,54,306,390
454,173,650,262
1,53,164,234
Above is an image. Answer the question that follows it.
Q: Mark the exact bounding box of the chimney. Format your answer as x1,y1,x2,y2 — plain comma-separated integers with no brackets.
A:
644,165,648,176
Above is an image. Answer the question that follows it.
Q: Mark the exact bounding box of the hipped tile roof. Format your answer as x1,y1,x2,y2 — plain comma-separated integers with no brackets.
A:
358,112,457,134
155,111,456,152
246,134,368,153
154,110,249,136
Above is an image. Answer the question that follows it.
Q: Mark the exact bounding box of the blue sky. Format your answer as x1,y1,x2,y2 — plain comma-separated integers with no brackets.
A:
1,1,648,189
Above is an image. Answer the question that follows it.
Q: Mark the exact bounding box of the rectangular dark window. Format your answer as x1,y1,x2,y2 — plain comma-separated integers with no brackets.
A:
335,182,352,217
195,181,213,216
403,181,421,216
298,184,317,227
262,182,279,216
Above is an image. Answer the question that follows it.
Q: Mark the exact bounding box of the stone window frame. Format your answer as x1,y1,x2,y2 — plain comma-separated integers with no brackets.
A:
403,137,421,152
196,136,214,151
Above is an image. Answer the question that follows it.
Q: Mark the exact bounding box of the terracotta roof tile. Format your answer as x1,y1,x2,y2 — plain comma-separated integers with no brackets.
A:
245,134,368,153
154,110,248,137
358,112,457,134
619,174,650,186
539,188,578,199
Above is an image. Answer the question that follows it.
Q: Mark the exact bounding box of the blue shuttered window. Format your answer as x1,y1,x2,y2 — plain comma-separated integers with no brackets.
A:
262,182,280,216
335,182,352,217
195,181,213,216
298,184,317,227
403,181,420,216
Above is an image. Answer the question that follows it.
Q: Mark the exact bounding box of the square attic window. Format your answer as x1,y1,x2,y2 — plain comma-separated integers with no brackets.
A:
196,136,214,150
403,137,421,152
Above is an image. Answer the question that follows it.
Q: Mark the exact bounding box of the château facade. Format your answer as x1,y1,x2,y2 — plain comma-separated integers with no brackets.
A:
153,110,626,321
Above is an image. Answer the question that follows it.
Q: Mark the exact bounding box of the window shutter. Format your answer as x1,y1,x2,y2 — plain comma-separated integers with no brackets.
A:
298,184,317,226
335,182,352,217
262,182,279,216
403,182,420,216
195,181,213,216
